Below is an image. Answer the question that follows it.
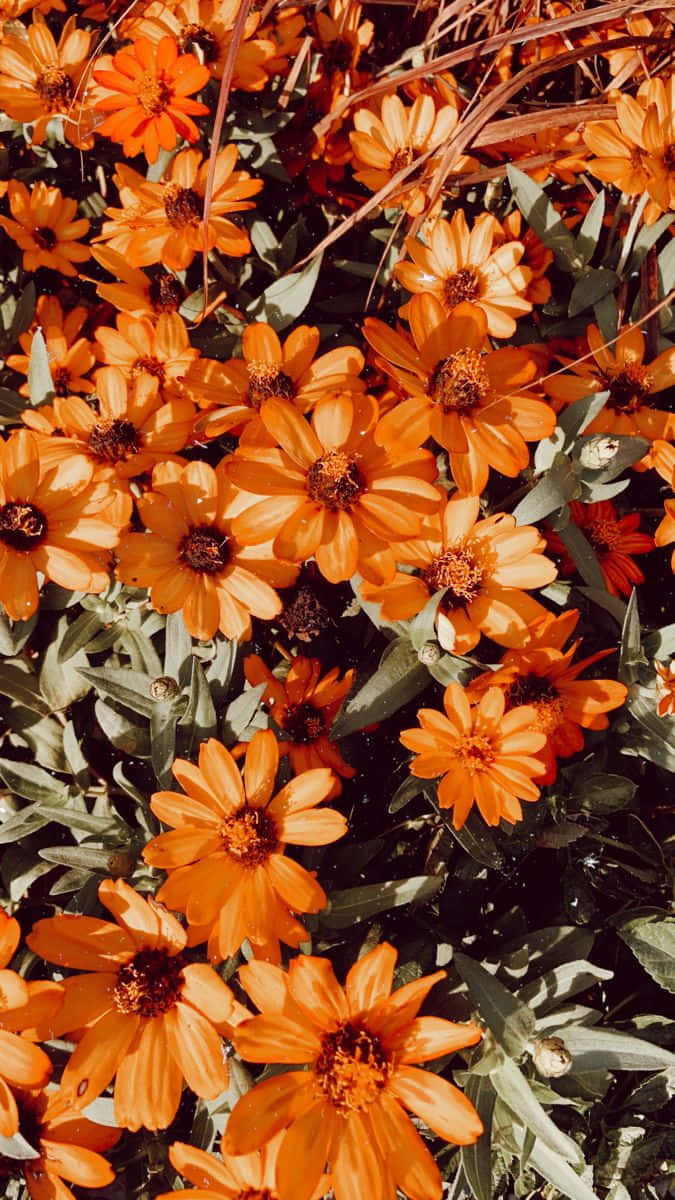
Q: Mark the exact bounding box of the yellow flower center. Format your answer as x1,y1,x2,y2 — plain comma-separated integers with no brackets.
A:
307,450,364,510
219,806,278,866
606,363,652,412
443,267,481,310
35,66,74,111
506,674,564,735
456,733,496,774
113,948,185,1017
586,517,623,555
313,1022,391,1115
88,418,141,463
283,702,326,743
179,526,230,574
164,184,203,228
430,349,490,412
138,70,173,115
0,502,47,552
247,362,296,409
424,544,485,605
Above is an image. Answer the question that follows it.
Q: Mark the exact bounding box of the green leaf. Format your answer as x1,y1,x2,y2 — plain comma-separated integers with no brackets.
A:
0,660,51,715
40,622,91,711
461,1075,496,1200
529,1137,600,1200
516,961,614,1014
206,638,238,706
490,1056,582,1162
513,462,577,524
557,391,609,444
248,254,323,331
568,269,618,317
27,327,54,407
79,666,155,718
331,638,428,738
644,621,675,658
35,802,122,835
617,914,675,994
575,191,605,265
556,516,605,590
388,774,426,814
628,210,673,271
178,658,217,748
95,699,150,757
0,758,67,804
444,811,505,869
551,1025,675,1071
0,385,25,426
38,844,125,871
151,701,180,789
408,588,445,651
164,610,193,685
58,610,104,663
626,687,675,772
0,1132,40,1161
507,167,582,274
454,952,535,1058
574,774,636,813
63,720,90,788
7,281,36,346
221,682,266,745
0,804,51,844
619,589,643,683
250,217,281,268
577,434,650,483
322,875,443,929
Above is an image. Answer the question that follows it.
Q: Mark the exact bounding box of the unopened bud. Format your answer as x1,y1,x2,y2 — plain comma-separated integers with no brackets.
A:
533,1035,572,1077
418,641,441,665
150,675,180,701
579,435,620,470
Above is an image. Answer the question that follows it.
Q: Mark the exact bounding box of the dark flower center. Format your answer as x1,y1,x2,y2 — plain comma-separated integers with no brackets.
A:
139,71,173,115
279,584,330,642
114,948,184,1017
88,418,141,463
283,701,326,743
391,146,414,173
33,227,56,251
0,502,47,551
219,806,278,866
307,450,364,510
423,545,484,606
51,365,72,397
179,525,230,574
246,363,296,409
314,1022,391,1115
164,185,203,228
132,355,166,384
663,143,675,170
585,517,622,556
322,36,354,74
149,274,186,313
606,364,651,412
507,673,558,707
35,66,74,109
180,22,219,63
430,349,490,413
443,267,481,309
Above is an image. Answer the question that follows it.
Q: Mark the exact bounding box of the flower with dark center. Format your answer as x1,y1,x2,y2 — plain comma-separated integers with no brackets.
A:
321,36,354,74
313,1022,392,1115
506,673,564,736
606,364,652,411
179,526,230,574
0,501,47,551
443,267,481,309
247,362,296,408
307,450,364,509
283,701,326,744
51,365,73,396
35,66,74,109
585,517,623,556
88,418,141,464
138,71,174,115
390,145,414,174
131,355,166,384
179,23,219,63
32,226,56,250
113,948,185,1018
148,273,186,313
423,545,485,606
219,806,278,867
430,349,490,413
164,184,203,228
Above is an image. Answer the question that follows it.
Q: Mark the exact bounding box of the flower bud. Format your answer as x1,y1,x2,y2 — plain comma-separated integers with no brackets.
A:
150,675,180,701
533,1035,572,1077
418,641,441,665
579,436,621,471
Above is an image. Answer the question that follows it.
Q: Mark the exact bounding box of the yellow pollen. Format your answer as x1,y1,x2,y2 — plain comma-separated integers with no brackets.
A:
424,544,485,605
443,267,482,310
138,70,173,115
307,450,364,510
164,184,202,228
430,349,490,412
219,806,278,866
456,733,496,774
606,363,652,412
246,362,296,408
586,517,623,554
313,1022,391,1115
35,66,74,110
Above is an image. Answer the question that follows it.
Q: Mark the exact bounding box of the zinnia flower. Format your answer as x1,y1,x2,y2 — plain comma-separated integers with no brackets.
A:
7,296,95,397
400,682,547,828
0,429,119,621
360,493,557,654
243,654,356,784
92,35,210,163
650,441,675,571
545,500,654,597
94,311,215,405
90,246,187,318
364,296,556,495
128,0,275,88
116,459,298,641
467,608,628,784
143,730,347,963
0,911,56,1136
655,659,675,717
157,1134,330,1200
94,146,262,271
0,13,94,147
226,393,441,584
222,944,483,1200
0,181,90,277
395,210,533,338
27,878,238,1131
492,209,552,304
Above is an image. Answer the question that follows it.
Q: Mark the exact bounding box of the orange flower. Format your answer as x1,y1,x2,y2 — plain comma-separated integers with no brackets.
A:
655,659,675,717
0,430,119,621
584,73,675,223
545,500,654,597
315,0,374,82
467,609,628,784
94,311,218,405
158,1134,330,1200
400,682,547,829
360,493,556,654
244,654,356,784
395,210,533,338
27,878,237,1131
223,944,483,1200
495,210,552,305
128,0,275,88
92,35,210,164
90,246,187,318
7,296,95,398
543,323,675,448
364,296,556,495
116,459,297,641
143,730,347,963
95,146,261,271
655,496,675,572
0,911,57,1136
0,13,94,148
226,393,441,584
3,1085,119,1200
195,321,366,438
0,180,90,277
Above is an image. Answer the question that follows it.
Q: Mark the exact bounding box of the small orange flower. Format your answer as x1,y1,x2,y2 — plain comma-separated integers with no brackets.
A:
0,13,94,147
360,493,557,654
223,944,483,1200
27,879,238,1131
0,911,58,1136
467,609,628,784
400,682,547,829
144,730,347,963
158,1134,330,1200
92,35,210,164
364,296,556,495
495,210,552,305
94,311,215,405
244,654,356,784
395,210,533,338
0,180,90,277
3,1085,119,1200
90,246,187,318
0,430,119,621
226,393,441,584
95,146,261,271
655,659,675,717
655,496,675,573
546,500,654,597
7,296,95,398
128,0,275,88
116,459,298,641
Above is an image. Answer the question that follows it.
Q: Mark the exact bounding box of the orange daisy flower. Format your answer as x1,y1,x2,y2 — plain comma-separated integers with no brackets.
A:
27,878,237,1131
467,609,628,785
95,146,261,271
226,393,442,584
243,654,356,784
0,911,57,1136
545,500,654,598
94,311,211,404
2,1084,119,1200
116,459,298,641
494,210,552,305
655,496,675,572
90,246,187,318
7,296,95,398
655,659,675,717
0,429,119,621
584,73,675,223
223,944,483,1200
0,180,90,277
195,321,366,438
92,35,210,164
158,1131,330,1200
400,682,547,829
0,13,94,148
543,323,675,448
364,296,556,495
128,0,275,89
315,0,374,84
360,493,556,654
143,730,347,963
394,210,533,338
